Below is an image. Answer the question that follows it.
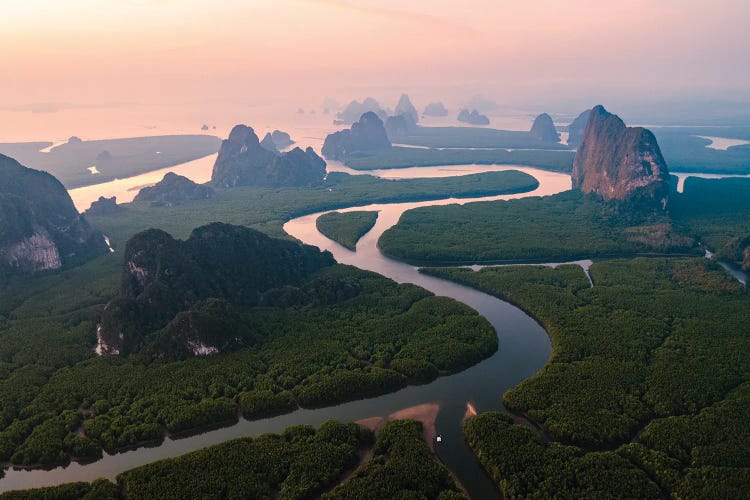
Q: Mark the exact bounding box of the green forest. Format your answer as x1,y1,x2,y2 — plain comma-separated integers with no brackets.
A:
316,210,378,250
1,419,464,499
380,190,697,264
424,258,750,497
0,262,495,466
343,147,575,172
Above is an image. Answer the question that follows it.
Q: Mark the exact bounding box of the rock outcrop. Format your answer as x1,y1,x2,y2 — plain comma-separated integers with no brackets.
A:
572,105,670,204
211,125,326,188
335,98,386,124
322,112,392,161
566,109,592,148
457,109,490,126
134,172,215,206
0,154,108,275
260,132,278,152
395,94,419,124
260,130,295,153
97,222,334,357
84,196,125,216
530,113,560,142
423,102,449,117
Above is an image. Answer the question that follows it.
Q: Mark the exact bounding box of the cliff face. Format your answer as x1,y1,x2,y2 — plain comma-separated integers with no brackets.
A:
134,172,215,206
572,105,670,204
395,94,419,124
0,154,108,275
211,125,325,188
97,222,334,357
566,109,592,148
322,112,391,161
530,113,560,142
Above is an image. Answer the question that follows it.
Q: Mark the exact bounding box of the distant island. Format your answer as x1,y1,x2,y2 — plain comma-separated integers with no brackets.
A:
529,113,560,142
0,135,221,189
457,109,490,125
211,125,326,188
423,102,449,117
322,111,392,161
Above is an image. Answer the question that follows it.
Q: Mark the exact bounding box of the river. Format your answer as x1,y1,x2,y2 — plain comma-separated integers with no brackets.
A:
0,165,571,498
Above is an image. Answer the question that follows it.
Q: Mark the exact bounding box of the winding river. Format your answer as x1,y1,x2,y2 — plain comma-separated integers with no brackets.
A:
2,159,747,497
0,166,568,498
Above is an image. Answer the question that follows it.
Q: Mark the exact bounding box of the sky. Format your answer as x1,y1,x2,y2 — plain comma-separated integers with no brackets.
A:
1,0,749,115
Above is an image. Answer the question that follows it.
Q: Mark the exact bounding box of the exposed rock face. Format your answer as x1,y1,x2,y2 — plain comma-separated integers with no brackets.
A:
572,105,670,203
0,154,108,275
260,130,295,153
98,222,334,357
260,132,278,152
211,125,325,188
395,94,419,124
566,109,592,148
423,102,449,117
530,113,560,142
457,109,490,126
134,172,215,206
270,130,294,149
84,196,125,216
322,112,392,161
336,97,386,124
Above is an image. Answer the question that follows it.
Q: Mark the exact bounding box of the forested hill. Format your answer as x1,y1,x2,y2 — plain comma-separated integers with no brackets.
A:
98,222,334,357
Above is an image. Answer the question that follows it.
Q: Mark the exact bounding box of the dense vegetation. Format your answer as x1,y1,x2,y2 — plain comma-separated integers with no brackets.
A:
98,223,335,357
343,146,574,172
0,262,495,466
653,127,750,174
316,211,378,250
424,258,750,497
393,126,571,150
87,170,538,245
2,419,464,499
1,420,371,499
324,420,465,499
671,177,750,269
380,190,697,264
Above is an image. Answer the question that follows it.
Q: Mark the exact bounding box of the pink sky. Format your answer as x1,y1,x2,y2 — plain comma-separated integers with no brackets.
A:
1,0,749,110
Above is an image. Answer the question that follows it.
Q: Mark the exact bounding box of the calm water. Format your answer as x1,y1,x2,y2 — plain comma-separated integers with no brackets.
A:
1,165,571,497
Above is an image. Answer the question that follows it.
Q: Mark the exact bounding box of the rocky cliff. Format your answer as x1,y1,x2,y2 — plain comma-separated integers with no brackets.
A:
571,105,670,204
97,222,334,357
322,112,392,161
211,125,326,188
566,109,592,148
134,172,215,206
530,113,560,142
0,154,108,275
395,94,419,124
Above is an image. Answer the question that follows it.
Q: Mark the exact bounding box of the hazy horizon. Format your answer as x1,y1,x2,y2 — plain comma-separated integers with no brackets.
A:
2,0,749,113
